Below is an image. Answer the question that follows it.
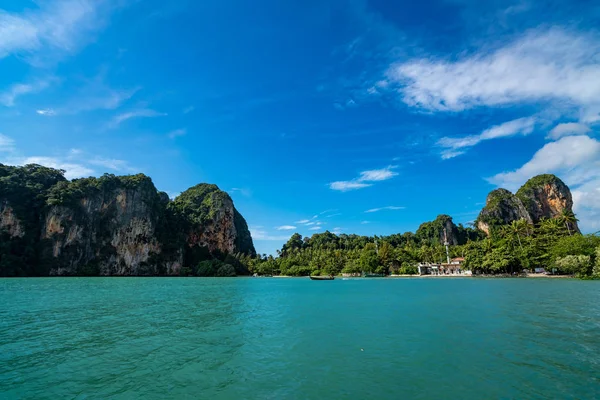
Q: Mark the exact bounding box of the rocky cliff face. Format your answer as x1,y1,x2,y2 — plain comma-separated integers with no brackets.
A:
0,202,24,238
171,184,256,260
42,175,181,276
476,189,532,236
0,164,255,277
477,174,578,235
416,215,460,245
516,174,579,232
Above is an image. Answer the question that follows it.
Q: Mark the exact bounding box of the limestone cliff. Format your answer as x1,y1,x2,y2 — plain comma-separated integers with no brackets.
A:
476,189,532,236
42,174,182,276
0,163,255,277
170,184,256,262
416,215,461,245
0,202,24,238
516,174,579,232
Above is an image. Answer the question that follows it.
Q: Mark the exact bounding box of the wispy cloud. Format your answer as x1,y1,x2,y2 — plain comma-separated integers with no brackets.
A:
547,123,591,140
0,136,137,180
296,219,310,224
361,221,370,224
36,108,57,116
110,109,166,128
183,106,195,114
275,225,297,231
0,79,52,107
365,206,405,213
0,0,124,63
385,28,600,122
228,187,251,197
0,134,16,152
330,165,398,192
168,128,186,139
330,181,372,191
308,226,321,231
250,227,291,241
14,156,94,180
87,157,134,172
437,117,537,159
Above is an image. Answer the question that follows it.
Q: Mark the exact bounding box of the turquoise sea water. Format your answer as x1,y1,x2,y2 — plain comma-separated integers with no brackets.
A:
1,277,599,399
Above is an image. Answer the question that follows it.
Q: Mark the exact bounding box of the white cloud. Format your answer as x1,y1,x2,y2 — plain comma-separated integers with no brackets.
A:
0,79,52,107
329,181,372,191
488,135,600,233
330,165,398,191
183,106,195,114
386,28,600,120
441,150,466,160
87,157,133,172
36,108,57,116
488,135,600,190
168,128,186,139
296,219,310,224
365,206,406,213
547,123,591,140
0,0,122,63
275,225,297,231
0,138,140,180
17,156,94,179
250,227,290,241
69,87,138,114
228,187,251,197
308,226,321,231
0,134,15,152
358,166,399,181
332,227,343,234
361,221,370,224
437,117,537,158
110,109,166,128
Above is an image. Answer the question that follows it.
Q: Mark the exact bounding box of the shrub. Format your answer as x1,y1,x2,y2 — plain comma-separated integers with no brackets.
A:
216,264,236,277
555,255,591,276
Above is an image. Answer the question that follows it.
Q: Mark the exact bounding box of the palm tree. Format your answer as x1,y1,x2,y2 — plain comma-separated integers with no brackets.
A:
559,209,578,236
506,219,528,250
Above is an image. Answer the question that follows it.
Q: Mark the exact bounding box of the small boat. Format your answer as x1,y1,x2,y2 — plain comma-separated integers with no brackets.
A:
309,276,335,280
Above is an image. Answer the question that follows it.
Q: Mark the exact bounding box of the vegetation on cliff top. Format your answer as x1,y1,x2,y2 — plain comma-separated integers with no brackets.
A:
516,174,564,201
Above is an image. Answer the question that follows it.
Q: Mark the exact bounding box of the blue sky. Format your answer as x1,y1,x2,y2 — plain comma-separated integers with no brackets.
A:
1,0,600,255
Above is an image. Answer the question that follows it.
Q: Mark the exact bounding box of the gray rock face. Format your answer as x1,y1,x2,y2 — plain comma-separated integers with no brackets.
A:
0,202,24,238
42,184,181,276
477,189,533,236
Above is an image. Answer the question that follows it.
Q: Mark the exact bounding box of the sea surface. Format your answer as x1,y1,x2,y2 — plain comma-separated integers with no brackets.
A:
1,277,599,399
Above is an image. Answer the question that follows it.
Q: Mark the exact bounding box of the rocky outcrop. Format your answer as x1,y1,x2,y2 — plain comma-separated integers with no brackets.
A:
516,174,579,232
0,202,24,238
476,189,532,236
0,163,255,277
416,215,460,245
42,175,181,276
476,174,579,236
171,184,256,259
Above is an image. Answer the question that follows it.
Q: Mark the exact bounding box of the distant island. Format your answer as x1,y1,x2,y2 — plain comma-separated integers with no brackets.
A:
1,164,598,279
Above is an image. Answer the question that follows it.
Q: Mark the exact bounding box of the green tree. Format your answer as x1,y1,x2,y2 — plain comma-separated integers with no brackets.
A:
559,209,579,236
359,243,379,273
555,255,591,276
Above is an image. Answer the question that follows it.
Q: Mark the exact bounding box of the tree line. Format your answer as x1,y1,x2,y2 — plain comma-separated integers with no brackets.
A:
246,214,600,278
